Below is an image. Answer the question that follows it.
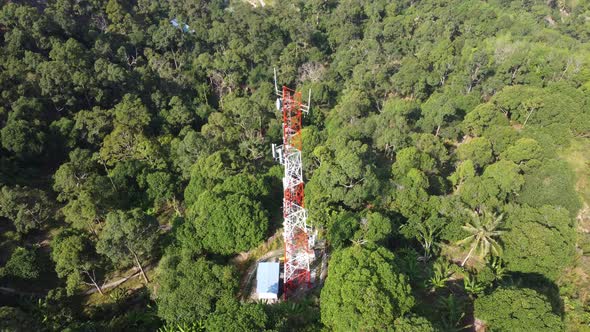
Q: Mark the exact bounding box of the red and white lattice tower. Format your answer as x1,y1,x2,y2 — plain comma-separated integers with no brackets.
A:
272,76,315,299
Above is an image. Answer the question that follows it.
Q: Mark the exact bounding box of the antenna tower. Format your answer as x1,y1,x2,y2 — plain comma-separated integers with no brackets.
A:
272,69,315,299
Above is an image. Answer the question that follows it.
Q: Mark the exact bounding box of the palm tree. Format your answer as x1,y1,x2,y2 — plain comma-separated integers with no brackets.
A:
457,208,504,266
417,222,440,262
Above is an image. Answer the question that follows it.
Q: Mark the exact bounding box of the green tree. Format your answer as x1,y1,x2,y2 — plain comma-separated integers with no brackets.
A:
160,96,195,133
500,138,544,169
307,137,380,214
144,171,177,209
184,183,268,255
456,209,504,266
99,94,152,166
326,89,372,135
491,84,588,137
449,160,476,190
474,287,563,331
391,168,435,221
485,126,519,156
183,150,240,205
354,211,393,244
54,149,115,234
0,185,52,234
460,43,493,93
96,209,159,283
413,133,451,169
517,159,582,217
462,103,509,137
389,146,442,222
37,287,77,331
457,176,504,210
391,147,437,178
155,255,237,324
73,107,113,147
366,98,416,157
0,97,46,156
1,116,46,156
219,94,271,160
321,245,414,331
456,137,493,168
51,230,104,295
53,149,100,201
105,0,133,33
61,184,113,234
205,296,269,332
481,159,524,201
1,247,39,280
170,130,210,180
501,205,575,280
324,210,358,250
418,92,458,137
391,56,429,99
394,315,435,332
37,38,95,108
0,306,39,332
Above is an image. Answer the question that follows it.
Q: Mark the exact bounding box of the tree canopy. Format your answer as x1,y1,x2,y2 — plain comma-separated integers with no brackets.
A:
96,209,159,283
501,204,576,280
475,287,564,331
321,245,414,331
51,229,104,295
155,254,237,324
0,0,587,330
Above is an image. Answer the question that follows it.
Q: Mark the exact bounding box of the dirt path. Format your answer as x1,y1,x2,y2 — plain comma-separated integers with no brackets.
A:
0,286,43,297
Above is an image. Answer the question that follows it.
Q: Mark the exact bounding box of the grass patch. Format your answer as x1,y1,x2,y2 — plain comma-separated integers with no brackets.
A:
559,138,590,331
233,231,283,275
560,138,590,205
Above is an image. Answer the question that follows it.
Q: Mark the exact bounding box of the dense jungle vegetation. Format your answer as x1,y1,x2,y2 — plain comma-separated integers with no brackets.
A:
1,0,590,331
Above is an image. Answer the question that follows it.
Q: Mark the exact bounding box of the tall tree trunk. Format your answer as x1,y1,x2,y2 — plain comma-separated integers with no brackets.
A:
523,108,536,128
86,219,98,237
99,155,117,191
461,243,477,267
131,250,149,283
84,270,104,295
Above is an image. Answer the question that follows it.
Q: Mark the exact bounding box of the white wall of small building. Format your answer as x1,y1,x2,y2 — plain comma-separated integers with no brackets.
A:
257,292,278,300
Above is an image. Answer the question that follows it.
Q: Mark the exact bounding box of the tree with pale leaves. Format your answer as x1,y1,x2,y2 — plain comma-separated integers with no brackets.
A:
457,208,504,266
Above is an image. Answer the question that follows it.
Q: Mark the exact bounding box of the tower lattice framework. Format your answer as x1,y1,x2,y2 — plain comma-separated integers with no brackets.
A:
274,86,315,299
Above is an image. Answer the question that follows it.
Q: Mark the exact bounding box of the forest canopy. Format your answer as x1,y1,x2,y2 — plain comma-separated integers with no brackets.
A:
0,0,589,331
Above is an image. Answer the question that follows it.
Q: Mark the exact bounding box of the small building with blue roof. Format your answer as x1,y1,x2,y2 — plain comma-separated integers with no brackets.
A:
256,262,280,301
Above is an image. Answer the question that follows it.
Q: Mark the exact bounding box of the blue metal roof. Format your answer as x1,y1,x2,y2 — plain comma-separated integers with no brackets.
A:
170,19,192,33
256,262,280,296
